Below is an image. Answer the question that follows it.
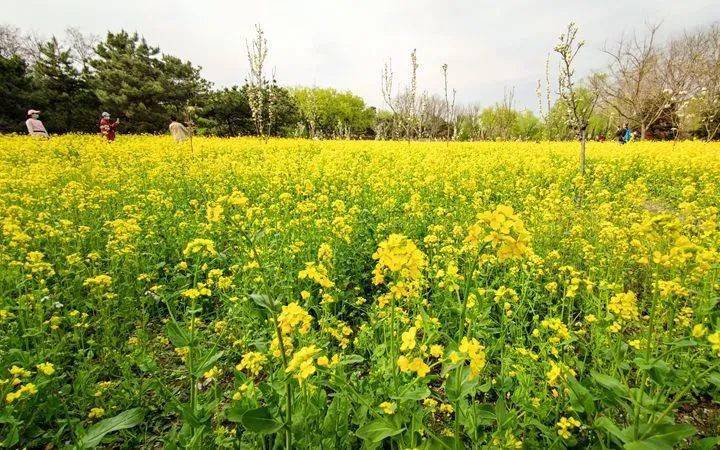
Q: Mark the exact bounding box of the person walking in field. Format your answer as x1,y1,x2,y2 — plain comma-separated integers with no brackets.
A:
99,112,119,141
25,109,48,137
169,116,190,142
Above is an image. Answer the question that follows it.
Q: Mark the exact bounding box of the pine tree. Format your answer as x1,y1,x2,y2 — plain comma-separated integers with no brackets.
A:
91,31,208,133
0,54,32,133
32,37,99,133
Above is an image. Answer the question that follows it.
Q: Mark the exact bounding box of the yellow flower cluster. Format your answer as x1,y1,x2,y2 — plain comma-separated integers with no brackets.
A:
468,204,532,261
298,262,335,289
285,345,321,382
372,234,426,284
397,355,430,377
183,238,217,258
449,337,487,379
5,365,38,404
540,317,570,344
556,416,581,439
277,302,313,335
2,135,720,448
236,351,266,376
608,291,639,322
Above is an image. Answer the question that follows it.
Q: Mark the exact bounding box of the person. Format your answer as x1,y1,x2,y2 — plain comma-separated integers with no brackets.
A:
623,124,632,144
25,109,48,137
99,112,119,141
169,116,190,142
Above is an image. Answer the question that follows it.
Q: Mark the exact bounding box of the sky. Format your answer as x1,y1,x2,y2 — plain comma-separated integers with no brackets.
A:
4,0,719,111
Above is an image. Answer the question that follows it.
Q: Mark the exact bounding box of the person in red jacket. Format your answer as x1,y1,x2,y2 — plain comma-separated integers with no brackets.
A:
99,112,119,141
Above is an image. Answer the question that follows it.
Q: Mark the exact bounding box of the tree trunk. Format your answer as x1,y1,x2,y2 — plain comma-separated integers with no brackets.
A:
640,123,646,140
579,128,586,175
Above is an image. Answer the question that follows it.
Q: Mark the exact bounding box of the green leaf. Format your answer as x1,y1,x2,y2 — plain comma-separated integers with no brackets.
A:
77,408,144,448
708,373,720,389
250,294,274,312
567,377,595,415
340,354,365,365
426,433,462,449
322,395,350,437
1,425,18,448
165,321,189,347
355,418,405,443
240,407,283,434
595,416,629,444
445,366,478,402
633,358,670,384
459,403,495,438
625,424,696,450
393,385,430,402
690,436,720,450
225,403,250,423
592,371,629,398
193,351,224,377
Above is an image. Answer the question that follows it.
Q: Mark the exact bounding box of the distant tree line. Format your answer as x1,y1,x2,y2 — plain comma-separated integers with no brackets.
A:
0,25,376,138
1,22,718,140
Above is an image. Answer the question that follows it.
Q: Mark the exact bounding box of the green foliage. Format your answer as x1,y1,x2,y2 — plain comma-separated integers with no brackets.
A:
546,86,613,140
90,31,208,133
457,106,543,141
198,87,253,136
76,408,145,448
31,37,99,133
0,55,31,133
291,87,375,138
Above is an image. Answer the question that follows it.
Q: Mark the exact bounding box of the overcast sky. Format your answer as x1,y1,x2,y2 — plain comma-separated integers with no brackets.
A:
4,0,719,111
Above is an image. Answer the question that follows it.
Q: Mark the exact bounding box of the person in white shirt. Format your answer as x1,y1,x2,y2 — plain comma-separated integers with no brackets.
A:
168,116,190,142
25,109,48,137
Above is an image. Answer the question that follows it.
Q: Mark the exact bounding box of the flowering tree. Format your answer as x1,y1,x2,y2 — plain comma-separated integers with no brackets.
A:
246,24,277,141
554,22,598,175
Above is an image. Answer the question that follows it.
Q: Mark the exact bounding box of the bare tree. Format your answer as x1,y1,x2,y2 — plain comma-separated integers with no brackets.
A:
657,30,705,140
64,27,99,70
380,58,399,139
441,63,457,142
0,24,24,58
0,24,43,62
554,22,598,174
380,49,422,141
536,55,553,138
418,94,448,139
594,23,669,139
694,24,720,140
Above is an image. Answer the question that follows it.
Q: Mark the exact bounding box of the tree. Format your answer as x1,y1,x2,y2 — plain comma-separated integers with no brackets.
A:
31,37,99,133
0,54,32,133
64,27,98,71
594,23,668,140
513,111,544,140
198,85,298,137
0,25,42,63
441,63,457,141
476,88,519,140
245,25,276,139
554,22,598,174
90,31,208,133
545,87,609,140
693,24,720,140
380,49,421,140
291,87,375,138
658,29,705,139
198,87,253,136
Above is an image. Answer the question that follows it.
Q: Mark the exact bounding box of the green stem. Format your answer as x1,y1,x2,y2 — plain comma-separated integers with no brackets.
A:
639,361,720,440
390,290,398,392
239,229,293,448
